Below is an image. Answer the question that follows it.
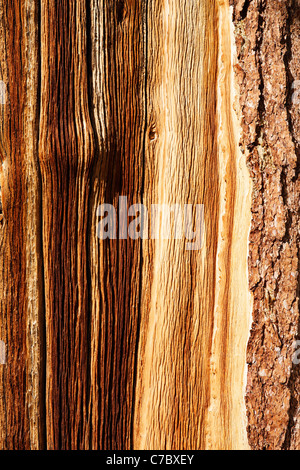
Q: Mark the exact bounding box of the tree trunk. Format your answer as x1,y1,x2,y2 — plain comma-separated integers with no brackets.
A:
0,0,298,450
232,0,300,450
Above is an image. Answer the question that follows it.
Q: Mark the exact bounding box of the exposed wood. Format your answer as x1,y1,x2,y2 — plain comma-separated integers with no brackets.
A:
134,0,252,451
0,0,253,450
0,0,298,451
207,0,252,450
88,0,147,450
0,0,44,449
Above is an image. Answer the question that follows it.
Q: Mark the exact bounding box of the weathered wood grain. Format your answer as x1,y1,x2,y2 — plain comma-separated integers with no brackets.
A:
134,0,220,450
207,0,252,450
88,0,147,450
133,0,252,451
4,0,295,451
0,0,44,449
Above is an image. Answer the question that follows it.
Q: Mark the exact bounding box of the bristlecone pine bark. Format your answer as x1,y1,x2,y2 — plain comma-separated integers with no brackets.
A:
0,0,299,451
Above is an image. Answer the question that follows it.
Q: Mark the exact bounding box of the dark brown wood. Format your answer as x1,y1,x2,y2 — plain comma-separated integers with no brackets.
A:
0,0,44,449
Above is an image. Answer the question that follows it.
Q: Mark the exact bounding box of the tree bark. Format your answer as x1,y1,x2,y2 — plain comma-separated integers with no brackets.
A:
232,0,300,450
0,0,298,451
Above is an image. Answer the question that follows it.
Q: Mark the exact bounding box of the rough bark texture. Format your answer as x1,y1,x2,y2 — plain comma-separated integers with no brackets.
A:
232,0,300,451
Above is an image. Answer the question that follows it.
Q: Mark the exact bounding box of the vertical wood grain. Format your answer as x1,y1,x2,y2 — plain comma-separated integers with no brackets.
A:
0,0,253,450
38,0,97,450
0,0,44,449
88,0,147,450
134,0,220,450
